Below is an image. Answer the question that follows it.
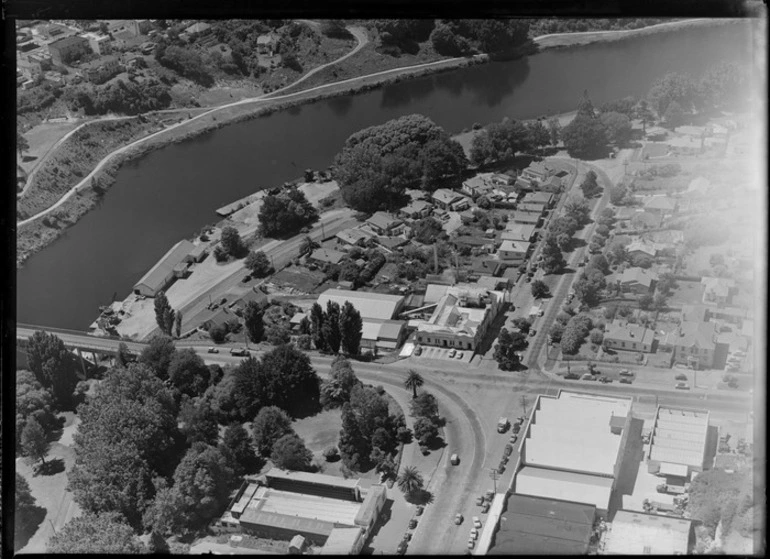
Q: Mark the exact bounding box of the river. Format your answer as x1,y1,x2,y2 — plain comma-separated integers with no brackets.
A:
17,21,756,330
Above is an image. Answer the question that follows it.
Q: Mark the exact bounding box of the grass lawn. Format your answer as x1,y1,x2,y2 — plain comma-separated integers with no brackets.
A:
271,266,326,293
293,408,342,459
667,280,705,308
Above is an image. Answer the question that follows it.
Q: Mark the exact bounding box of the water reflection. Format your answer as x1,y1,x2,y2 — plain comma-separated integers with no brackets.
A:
460,58,531,108
327,95,354,117
380,74,439,109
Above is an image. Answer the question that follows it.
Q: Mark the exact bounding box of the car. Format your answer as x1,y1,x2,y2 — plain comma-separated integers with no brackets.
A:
528,329,537,337
481,502,490,513
456,351,464,359
408,518,418,529
485,490,495,501
619,377,632,384
512,423,521,434
451,453,460,465
467,540,475,550
448,349,456,358
675,373,688,381
230,348,249,356
599,377,612,383
300,226,311,234
402,532,412,542
619,369,633,376
416,505,424,516
397,541,408,555
414,345,423,356
675,382,690,390
219,297,227,305
470,528,479,540
476,496,485,506
455,513,464,525
509,434,518,444
473,517,482,529
208,347,219,353
581,373,596,381
504,444,513,457
564,373,580,380
578,261,585,267
525,276,532,283
241,275,251,283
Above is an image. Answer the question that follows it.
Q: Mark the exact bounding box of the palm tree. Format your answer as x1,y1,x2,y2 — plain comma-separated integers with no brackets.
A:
299,236,319,257
397,466,424,497
404,370,424,399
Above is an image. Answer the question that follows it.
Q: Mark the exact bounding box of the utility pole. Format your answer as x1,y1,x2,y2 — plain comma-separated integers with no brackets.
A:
520,394,528,417
320,221,326,240
489,468,499,494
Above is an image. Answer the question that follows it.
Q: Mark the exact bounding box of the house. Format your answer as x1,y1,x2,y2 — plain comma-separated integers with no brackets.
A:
520,191,554,208
604,511,692,555
497,240,531,264
643,196,678,218
186,243,209,263
521,161,554,183
80,55,121,84
335,228,371,249
399,200,433,220
257,34,277,54
365,212,404,237
626,239,657,260
360,319,407,354
629,210,662,230
112,29,144,50
603,320,655,353
470,258,505,277
511,211,541,225
47,35,90,65
645,126,669,141
375,236,410,251
185,22,212,36
517,201,547,214
514,176,535,191
461,175,495,198
536,175,563,193
432,189,470,211
82,32,112,55
451,235,495,254
108,20,140,36
502,223,537,243
701,277,735,306
646,406,709,477
614,207,638,222
133,239,195,297
667,321,718,369
308,248,346,266
617,267,658,295
229,289,269,312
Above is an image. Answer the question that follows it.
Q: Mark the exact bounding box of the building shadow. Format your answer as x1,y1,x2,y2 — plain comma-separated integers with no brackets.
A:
360,498,394,552
14,504,47,552
607,416,645,520
703,425,719,470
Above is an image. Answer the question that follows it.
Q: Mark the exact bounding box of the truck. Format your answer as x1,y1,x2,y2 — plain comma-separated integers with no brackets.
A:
656,483,686,495
528,304,544,318
497,417,509,433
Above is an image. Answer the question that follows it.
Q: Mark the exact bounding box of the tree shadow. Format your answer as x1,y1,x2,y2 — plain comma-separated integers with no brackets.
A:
14,505,47,552
33,458,65,477
425,436,447,452
406,489,435,506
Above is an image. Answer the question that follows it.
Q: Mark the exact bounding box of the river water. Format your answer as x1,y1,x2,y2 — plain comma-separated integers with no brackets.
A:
17,21,756,330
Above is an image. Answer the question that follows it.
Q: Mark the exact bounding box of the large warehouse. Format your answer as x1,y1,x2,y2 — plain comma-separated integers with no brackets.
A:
316,288,405,320
133,239,195,297
646,406,710,478
514,390,633,516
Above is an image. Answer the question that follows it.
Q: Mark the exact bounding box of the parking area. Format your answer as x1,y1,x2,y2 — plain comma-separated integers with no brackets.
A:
410,345,474,363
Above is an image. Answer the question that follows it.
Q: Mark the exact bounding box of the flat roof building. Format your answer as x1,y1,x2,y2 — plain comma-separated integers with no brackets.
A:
604,510,692,555
317,288,404,321
647,406,709,476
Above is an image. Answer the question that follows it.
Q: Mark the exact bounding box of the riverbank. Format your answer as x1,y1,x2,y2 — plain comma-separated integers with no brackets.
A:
16,18,731,268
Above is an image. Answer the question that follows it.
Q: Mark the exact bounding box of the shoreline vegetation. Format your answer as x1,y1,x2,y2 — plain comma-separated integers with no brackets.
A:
16,17,732,268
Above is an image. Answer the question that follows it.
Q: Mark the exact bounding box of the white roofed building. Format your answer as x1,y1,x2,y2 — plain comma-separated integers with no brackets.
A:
316,288,405,320
647,406,709,477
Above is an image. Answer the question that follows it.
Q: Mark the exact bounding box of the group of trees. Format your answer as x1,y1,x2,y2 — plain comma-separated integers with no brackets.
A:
245,250,273,278
338,384,408,473
252,406,312,470
63,79,172,116
320,356,364,409
538,194,592,273
258,188,319,238
215,225,247,261
573,254,610,308
307,300,363,355
560,313,594,355
469,117,550,167
333,114,468,213
410,390,441,451
429,19,530,56
579,169,602,198
338,248,387,288
25,330,80,409
154,291,181,337
154,42,214,86
494,327,527,370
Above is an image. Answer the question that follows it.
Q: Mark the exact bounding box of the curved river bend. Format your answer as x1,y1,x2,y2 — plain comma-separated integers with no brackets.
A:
18,21,756,329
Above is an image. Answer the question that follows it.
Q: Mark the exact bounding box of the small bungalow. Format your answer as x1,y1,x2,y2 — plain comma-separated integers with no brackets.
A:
497,240,531,263
204,307,238,331
517,201,547,215
603,320,655,353
375,236,410,251
630,210,662,230
502,223,537,243
230,289,269,312
701,277,735,306
614,207,639,222
521,161,554,183
514,176,535,191
617,267,658,295
335,228,372,249
257,34,277,54
470,258,504,277
643,196,678,217
308,248,346,266
432,189,471,211
665,321,718,369
399,200,433,220
365,212,405,237
626,239,658,259
536,175,563,193
520,191,554,208
511,211,541,225
461,175,495,198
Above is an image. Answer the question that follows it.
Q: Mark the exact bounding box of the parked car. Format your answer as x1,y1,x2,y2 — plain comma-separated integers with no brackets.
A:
230,347,249,356
470,528,479,540
473,517,482,529
509,434,518,444
581,373,596,381
241,274,251,283
397,541,407,555
504,444,513,457
451,453,460,465
619,369,633,376
476,496,485,506
408,518,418,529
448,349,457,358
481,502,490,514
599,377,612,383
564,373,580,380
675,382,690,390
414,345,423,356
467,540,475,550
512,423,521,434
528,329,537,337
455,513,464,525
208,347,219,353
619,377,632,384
675,373,688,381
485,490,495,502
456,351,464,359
416,505,424,516
402,532,412,542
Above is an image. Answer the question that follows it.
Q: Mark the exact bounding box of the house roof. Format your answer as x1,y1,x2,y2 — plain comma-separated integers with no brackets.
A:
626,239,657,257
49,35,87,49
675,321,717,351
512,211,540,224
257,34,276,44
335,228,371,245
517,201,547,213
185,22,211,34
649,406,708,469
644,196,677,211
605,511,691,555
232,290,268,309
614,207,639,220
521,191,553,205
490,494,594,556
525,161,552,176
630,211,661,228
366,211,402,230
310,248,346,265
317,289,404,320
620,267,658,288
134,239,195,292
605,320,655,346
498,240,530,254
542,175,562,189
320,527,363,555
515,466,614,510
400,200,432,214
504,222,537,239
432,188,464,205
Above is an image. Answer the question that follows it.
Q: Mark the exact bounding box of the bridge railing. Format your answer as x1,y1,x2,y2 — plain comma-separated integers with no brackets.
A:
16,323,127,342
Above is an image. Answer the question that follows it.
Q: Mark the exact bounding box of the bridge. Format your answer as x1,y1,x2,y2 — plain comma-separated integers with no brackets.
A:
17,323,148,355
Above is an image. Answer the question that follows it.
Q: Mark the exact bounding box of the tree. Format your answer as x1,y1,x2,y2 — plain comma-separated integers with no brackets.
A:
168,349,210,397
170,443,234,528
178,396,219,445
220,225,245,258
26,330,80,408
309,302,326,351
404,370,424,399
549,323,565,343
139,335,177,380
634,99,655,133
609,184,627,205
579,169,602,198
259,189,319,237
47,512,144,554
265,322,291,345
243,301,265,343
299,236,320,258
656,272,678,296
606,239,628,265
430,22,473,56
252,406,294,457
219,423,256,477
663,100,685,129
16,370,58,444
540,233,566,274
413,416,439,446
271,433,313,471
410,392,439,421
322,301,342,353
639,293,654,310
531,279,550,299
174,310,182,338
589,328,604,345
115,342,131,368
419,138,468,191
21,417,50,468
494,328,521,371
512,317,531,334
564,195,591,226
339,301,363,355
630,254,653,268
397,466,424,497
561,113,609,159
547,116,561,145
320,357,362,409
154,291,173,335
338,402,368,471
576,89,596,119
599,96,637,117
470,117,532,167
647,71,697,116
17,131,30,158
600,111,633,145
245,251,273,277
653,291,667,310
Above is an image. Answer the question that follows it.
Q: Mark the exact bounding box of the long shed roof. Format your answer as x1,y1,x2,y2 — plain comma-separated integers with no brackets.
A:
134,239,195,293
317,289,404,320
515,467,613,510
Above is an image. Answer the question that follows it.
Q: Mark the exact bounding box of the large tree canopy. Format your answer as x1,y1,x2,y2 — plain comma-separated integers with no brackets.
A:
561,113,609,160
47,512,145,554
258,188,319,238
25,330,80,408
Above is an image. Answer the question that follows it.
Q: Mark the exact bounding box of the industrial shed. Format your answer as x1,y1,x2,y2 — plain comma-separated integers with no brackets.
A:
133,239,195,297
